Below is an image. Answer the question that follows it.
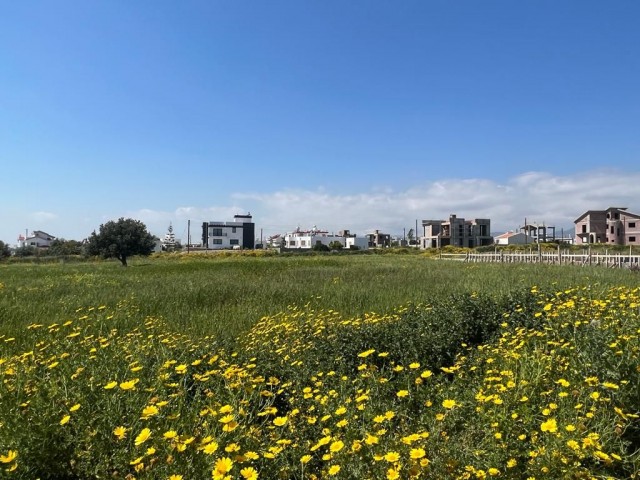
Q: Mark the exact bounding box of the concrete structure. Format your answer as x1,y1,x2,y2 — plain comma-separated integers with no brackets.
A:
283,227,368,250
18,230,56,249
494,231,534,245
366,230,391,248
201,214,255,250
574,207,640,246
520,222,556,243
421,214,492,249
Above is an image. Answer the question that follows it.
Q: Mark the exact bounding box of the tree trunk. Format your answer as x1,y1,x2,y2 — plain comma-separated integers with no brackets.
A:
119,255,128,267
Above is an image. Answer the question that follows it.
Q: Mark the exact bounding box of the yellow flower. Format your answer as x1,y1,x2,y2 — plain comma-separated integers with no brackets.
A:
103,381,118,389
387,467,400,479
420,370,433,379
358,349,375,358
272,416,287,427
240,466,259,480
384,451,400,462
69,404,81,412
488,467,500,476
113,426,127,440
119,379,139,390
410,448,426,459
328,465,341,476
168,475,184,480
540,418,557,433
329,440,344,453
142,405,160,419
135,428,152,446
300,454,312,464
397,390,409,398
60,415,71,425
214,457,234,475
175,364,187,374
0,450,17,463
409,362,420,369
163,430,178,440
203,442,219,455
442,399,457,409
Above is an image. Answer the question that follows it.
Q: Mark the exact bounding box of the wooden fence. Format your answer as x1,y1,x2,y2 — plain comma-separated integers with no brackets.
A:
439,249,640,268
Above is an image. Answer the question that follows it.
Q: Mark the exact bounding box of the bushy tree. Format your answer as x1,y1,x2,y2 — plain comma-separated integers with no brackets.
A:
328,240,343,251
86,218,156,266
46,239,82,256
0,241,10,259
13,246,36,257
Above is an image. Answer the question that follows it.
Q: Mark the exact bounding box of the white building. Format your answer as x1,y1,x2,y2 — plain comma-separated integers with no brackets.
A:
494,231,535,245
201,214,255,250
18,230,56,249
283,227,368,250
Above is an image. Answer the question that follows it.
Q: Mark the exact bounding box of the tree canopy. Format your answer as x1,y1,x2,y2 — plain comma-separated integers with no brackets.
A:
86,218,156,266
0,241,10,260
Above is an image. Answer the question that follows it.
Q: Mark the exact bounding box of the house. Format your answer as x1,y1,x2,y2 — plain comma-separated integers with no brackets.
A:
18,230,56,249
366,230,391,248
282,227,368,250
201,214,255,250
494,231,534,245
421,215,492,249
574,207,640,245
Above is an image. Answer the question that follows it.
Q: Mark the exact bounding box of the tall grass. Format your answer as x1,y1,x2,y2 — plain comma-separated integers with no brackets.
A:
1,254,637,341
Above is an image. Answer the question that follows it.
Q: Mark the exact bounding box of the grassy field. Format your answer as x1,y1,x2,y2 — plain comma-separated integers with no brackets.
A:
1,253,639,479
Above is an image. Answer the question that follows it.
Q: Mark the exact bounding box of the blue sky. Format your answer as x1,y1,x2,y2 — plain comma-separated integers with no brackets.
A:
2,1,639,244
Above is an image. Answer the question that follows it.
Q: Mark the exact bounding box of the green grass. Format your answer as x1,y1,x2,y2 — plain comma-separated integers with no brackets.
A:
1,253,638,341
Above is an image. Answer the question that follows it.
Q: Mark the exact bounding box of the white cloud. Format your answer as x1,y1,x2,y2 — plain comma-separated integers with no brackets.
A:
5,169,638,244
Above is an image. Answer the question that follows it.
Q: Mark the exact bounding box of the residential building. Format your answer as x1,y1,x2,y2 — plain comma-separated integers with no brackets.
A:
283,227,368,250
18,230,56,249
201,214,255,250
494,231,535,245
421,214,492,249
574,207,640,245
366,230,391,248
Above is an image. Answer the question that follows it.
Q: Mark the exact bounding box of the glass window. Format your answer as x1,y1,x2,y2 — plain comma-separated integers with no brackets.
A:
230,239,239,245
213,239,222,245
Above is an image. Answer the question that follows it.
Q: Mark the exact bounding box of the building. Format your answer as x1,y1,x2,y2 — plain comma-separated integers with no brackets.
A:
18,230,56,249
574,207,640,246
282,227,368,250
201,214,255,250
421,214,492,249
494,231,534,245
366,230,391,248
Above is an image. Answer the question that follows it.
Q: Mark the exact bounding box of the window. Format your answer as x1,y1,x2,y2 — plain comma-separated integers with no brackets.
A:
301,240,306,246
611,226,614,234
630,237,636,242
629,222,636,228
581,225,587,233
230,239,239,245
210,228,223,236
615,213,620,220
232,227,237,233
213,239,222,245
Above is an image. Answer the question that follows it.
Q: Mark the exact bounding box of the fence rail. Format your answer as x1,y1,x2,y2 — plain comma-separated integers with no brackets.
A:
439,250,640,268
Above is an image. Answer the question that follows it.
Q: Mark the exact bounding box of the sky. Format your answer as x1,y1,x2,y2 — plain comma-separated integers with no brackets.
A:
2,1,639,245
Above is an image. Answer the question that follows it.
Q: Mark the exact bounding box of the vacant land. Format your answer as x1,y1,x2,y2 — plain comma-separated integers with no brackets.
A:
1,254,638,478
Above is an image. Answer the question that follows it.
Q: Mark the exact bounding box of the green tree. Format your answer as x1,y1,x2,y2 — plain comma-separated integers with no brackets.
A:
86,218,156,266
47,239,82,256
329,240,343,251
14,246,36,257
0,241,10,259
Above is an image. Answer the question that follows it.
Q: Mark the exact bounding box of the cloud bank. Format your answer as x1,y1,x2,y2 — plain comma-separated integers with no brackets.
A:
5,169,638,244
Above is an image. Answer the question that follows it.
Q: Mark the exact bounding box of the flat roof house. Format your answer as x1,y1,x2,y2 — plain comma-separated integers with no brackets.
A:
201,214,255,250
421,214,492,249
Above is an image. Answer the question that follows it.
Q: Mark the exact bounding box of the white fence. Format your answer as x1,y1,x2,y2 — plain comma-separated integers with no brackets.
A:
439,250,640,268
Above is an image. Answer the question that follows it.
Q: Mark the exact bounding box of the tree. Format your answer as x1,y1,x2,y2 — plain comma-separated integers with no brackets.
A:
0,241,10,260
86,218,156,266
46,239,82,256
14,246,36,257
328,240,343,251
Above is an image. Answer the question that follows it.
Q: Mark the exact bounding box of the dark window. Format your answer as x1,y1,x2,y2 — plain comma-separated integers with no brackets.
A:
581,225,587,233
615,213,620,219
611,226,614,234
213,239,223,245
629,222,636,228
230,239,239,245
210,228,223,236
232,227,237,233
630,237,636,242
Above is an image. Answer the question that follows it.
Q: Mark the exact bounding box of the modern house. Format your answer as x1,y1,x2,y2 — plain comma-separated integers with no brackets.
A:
494,231,534,245
201,214,255,250
18,230,56,249
366,230,391,248
282,227,368,250
421,214,492,249
574,207,640,246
